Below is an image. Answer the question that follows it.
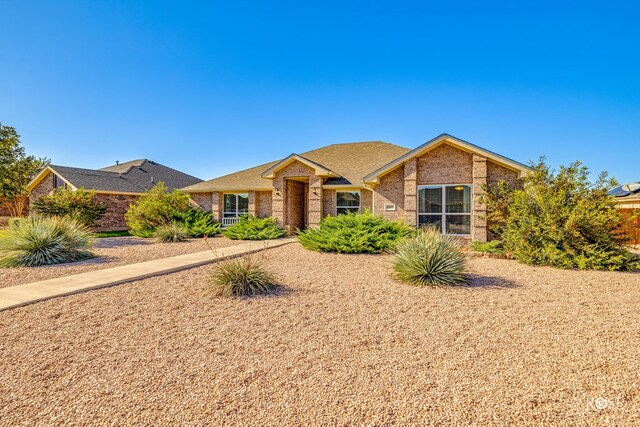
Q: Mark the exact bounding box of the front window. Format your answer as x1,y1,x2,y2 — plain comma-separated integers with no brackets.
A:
336,191,360,215
223,193,249,218
418,185,471,235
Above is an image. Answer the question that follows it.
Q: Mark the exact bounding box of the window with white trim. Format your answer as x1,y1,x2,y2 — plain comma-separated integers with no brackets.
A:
223,193,249,218
418,185,471,235
336,191,360,215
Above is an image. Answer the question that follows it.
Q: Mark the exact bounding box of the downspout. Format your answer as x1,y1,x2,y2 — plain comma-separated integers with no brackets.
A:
363,183,376,214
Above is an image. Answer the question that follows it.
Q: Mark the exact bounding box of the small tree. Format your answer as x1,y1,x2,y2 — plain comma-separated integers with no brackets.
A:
484,158,637,271
125,182,191,237
0,125,49,216
31,188,107,227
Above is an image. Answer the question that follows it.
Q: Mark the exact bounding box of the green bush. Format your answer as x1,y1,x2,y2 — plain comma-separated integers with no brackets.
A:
31,188,107,227
484,159,638,271
125,182,191,237
153,223,189,243
470,240,504,254
0,216,94,267
297,211,412,254
178,208,221,237
392,228,466,286
210,256,279,297
222,215,286,240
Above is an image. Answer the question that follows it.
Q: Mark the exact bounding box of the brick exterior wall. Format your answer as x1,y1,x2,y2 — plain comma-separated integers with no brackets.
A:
190,193,213,212
29,171,55,204
255,191,272,217
487,161,521,188
374,165,405,221
322,189,336,217
94,194,138,231
361,189,373,212
416,143,473,185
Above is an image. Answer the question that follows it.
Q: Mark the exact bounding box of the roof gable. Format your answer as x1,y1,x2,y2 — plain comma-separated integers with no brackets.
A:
260,154,339,179
362,133,531,184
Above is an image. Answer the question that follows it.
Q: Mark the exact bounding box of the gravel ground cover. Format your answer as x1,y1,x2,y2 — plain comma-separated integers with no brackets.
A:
1,244,640,425
0,236,241,288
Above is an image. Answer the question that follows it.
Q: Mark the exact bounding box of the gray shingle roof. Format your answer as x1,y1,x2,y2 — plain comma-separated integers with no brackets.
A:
49,160,202,194
609,182,640,199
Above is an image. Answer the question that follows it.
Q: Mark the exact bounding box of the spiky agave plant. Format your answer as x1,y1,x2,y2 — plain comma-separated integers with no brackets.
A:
153,222,189,243
210,256,279,297
392,228,466,286
0,216,95,267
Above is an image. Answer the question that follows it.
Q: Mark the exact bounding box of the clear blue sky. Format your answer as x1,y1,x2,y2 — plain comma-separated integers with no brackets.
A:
1,1,639,183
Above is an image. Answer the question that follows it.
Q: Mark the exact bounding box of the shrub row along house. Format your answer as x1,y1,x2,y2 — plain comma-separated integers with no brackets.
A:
182,134,530,242
27,159,202,231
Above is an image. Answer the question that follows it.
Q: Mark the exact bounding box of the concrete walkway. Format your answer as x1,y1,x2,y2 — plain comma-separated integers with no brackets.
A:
0,238,296,312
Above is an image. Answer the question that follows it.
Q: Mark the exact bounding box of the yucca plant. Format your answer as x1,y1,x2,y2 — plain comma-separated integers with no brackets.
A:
210,256,279,297
392,228,466,286
153,223,189,243
0,216,95,267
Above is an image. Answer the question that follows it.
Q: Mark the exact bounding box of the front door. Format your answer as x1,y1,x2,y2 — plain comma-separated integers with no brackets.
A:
285,179,308,234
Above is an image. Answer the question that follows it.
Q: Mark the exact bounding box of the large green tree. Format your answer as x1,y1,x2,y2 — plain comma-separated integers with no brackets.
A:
0,124,49,216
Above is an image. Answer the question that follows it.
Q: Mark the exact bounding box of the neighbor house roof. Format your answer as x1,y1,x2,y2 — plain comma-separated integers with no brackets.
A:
28,160,202,195
609,181,640,201
181,141,411,192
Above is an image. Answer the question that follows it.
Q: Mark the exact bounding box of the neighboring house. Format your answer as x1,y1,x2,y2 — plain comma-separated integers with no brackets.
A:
181,133,530,242
28,159,202,231
609,181,640,244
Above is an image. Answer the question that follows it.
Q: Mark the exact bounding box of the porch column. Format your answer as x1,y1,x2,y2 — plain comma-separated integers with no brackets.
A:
211,192,222,222
308,176,323,228
472,154,488,242
404,158,417,226
272,177,285,226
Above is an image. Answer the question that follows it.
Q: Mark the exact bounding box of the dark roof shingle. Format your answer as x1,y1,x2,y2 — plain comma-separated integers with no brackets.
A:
49,160,202,194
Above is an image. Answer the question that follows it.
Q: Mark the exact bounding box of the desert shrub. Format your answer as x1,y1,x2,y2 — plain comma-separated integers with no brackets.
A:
222,215,286,240
297,210,413,254
0,216,94,267
177,208,221,237
471,240,504,254
125,182,191,237
210,256,279,297
31,188,107,227
153,223,189,243
392,228,466,286
484,159,637,271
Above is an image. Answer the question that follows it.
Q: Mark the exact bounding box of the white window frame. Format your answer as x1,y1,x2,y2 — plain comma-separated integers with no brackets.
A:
417,184,472,236
222,193,249,218
336,191,361,215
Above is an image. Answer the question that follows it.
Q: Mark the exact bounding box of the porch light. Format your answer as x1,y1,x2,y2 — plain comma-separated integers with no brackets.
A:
454,186,465,191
